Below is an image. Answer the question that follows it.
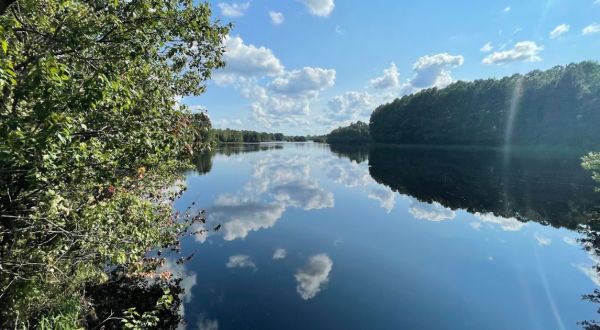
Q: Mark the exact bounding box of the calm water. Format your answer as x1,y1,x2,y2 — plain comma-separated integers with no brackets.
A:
169,143,600,330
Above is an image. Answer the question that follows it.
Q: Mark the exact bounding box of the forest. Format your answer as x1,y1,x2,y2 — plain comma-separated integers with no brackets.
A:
369,61,600,148
325,121,370,144
211,128,307,143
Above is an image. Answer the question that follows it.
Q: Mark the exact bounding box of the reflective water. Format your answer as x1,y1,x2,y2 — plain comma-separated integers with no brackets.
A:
171,143,600,330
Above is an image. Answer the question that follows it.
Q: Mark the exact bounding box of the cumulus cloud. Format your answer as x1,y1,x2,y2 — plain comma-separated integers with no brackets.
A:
475,212,526,231
480,42,494,52
213,36,335,128
323,91,374,127
406,53,464,90
269,11,284,25
583,23,600,35
370,63,400,89
273,248,287,260
226,254,257,269
408,200,456,222
534,232,552,246
215,36,284,84
295,254,333,300
248,67,335,127
367,187,396,213
550,24,570,39
482,41,543,65
218,2,250,17
300,0,335,17
269,67,336,96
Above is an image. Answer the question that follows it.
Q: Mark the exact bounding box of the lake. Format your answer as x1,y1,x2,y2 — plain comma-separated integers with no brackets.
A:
169,142,600,330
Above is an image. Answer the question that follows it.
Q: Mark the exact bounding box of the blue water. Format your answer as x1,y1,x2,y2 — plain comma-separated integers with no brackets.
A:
170,143,600,330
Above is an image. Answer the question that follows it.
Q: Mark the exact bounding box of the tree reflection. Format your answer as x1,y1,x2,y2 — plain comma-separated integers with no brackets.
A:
579,153,600,329
329,143,370,164
193,143,285,175
367,145,600,229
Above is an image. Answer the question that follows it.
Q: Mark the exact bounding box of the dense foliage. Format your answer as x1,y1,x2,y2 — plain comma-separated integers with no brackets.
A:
370,62,600,148
211,128,307,143
0,0,228,326
326,121,371,144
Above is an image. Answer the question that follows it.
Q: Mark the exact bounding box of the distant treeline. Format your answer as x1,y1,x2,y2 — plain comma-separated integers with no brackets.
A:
211,128,307,143
369,61,600,148
326,121,370,144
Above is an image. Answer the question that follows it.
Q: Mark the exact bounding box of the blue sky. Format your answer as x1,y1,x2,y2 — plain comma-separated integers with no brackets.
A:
183,0,600,135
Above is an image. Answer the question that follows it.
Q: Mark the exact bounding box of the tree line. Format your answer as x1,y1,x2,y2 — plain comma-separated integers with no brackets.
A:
369,61,600,148
325,121,371,144
211,128,307,143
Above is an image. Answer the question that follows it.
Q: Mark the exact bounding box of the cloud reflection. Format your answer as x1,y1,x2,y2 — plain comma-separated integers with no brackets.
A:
273,248,287,260
409,200,456,222
475,212,526,231
226,255,257,270
367,187,396,213
295,254,333,300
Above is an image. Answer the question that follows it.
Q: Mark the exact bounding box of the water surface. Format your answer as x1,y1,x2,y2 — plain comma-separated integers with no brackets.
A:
171,143,600,330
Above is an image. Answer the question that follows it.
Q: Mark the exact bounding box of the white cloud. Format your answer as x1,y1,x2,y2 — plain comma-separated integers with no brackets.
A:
368,187,396,213
269,11,284,25
226,254,257,269
470,222,482,230
504,6,511,12
273,248,287,260
370,63,400,89
215,36,284,84
249,67,336,126
583,23,600,35
480,42,494,53
534,232,552,246
482,41,543,65
550,24,570,39
325,91,374,125
295,254,333,300
409,200,456,222
300,0,335,17
475,212,526,231
407,53,464,90
269,67,336,96
213,36,335,128
218,2,250,17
